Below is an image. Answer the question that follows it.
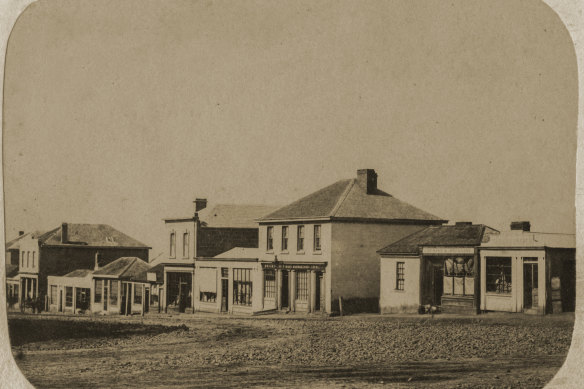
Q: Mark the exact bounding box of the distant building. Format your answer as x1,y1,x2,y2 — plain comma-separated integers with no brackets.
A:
155,201,280,313
198,169,446,315
479,222,575,315
378,223,498,314
47,256,158,315
9,223,150,309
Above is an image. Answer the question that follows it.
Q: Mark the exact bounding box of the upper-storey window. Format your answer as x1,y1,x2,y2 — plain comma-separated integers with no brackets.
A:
267,226,274,251
313,225,322,251
182,232,189,258
32,252,35,268
297,226,305,251
281,226,289,251
170,232,176,258
21,252,24,267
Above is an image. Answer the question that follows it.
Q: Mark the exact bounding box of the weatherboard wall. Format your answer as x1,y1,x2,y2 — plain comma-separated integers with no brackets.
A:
379,256,420,313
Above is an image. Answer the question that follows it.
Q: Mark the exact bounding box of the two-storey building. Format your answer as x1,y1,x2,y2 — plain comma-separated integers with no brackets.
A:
10,223,150,309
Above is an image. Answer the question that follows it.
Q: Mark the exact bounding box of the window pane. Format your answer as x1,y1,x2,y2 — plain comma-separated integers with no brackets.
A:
396,262,405,290
110,280,118,306
264,269,276,298
295,271,309,301
297,226,304,251
486,257,512,294
134,284,143,304
50,285,57,304
314,225,321,251
233,268,252,306
267,227,274,251
65,287,73,307
94,279,103,303
282,226,288,251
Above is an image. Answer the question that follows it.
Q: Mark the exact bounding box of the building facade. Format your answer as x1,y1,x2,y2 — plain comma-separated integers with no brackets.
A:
479,222,575,315
253,169,446,314
9,223,150,310
157,200,279,313
378,223,498,314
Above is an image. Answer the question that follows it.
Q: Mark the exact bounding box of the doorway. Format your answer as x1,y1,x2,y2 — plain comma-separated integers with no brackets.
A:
432,265,443,306
103,285,108,311
523,262,538,309
59,290,63,312
315,272,323,311
221,279,229,312
144,288,150,313
281,271,289,309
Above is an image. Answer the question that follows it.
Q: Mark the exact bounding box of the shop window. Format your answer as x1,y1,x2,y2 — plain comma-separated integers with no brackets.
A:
281,226,289,251
95,279,103,303
50,285,57,305
443,257,474,296
297,226,305,251
267,227,274,251
200,292,217,302
296,271,309,301
396,262,405,290
134,285,142,304
110,280,119,306
199,267,217,303
233,268,252,306
264,269,276,298
486,257,512,294
65,287,73,307
313,225,321,251
77,288,90,310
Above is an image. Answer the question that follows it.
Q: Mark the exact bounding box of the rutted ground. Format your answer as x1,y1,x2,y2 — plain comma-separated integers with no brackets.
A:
9,312,574,388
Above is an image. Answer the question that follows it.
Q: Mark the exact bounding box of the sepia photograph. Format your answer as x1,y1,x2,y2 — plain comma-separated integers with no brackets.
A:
0,0,582,388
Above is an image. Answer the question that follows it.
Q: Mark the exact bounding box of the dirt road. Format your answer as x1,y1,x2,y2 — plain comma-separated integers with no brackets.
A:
9,312,574,388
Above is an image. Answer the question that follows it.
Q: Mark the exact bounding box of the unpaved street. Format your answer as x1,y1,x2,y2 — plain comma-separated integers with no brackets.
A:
9,312,573,388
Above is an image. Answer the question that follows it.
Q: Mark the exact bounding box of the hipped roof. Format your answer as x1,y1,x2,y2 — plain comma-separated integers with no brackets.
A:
35,224,149,248
93,257,151,282
378,224,494,255
259,179,445,223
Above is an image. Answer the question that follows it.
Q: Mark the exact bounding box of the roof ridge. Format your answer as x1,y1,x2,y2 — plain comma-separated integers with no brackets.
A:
119,257,138,277
329,179,355,217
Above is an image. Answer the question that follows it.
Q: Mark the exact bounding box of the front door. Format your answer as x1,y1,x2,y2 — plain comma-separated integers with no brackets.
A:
523,262,538,309
103,285,108,311
144,288,150,313
432,265,443,306
221,279,229,312
281,271,289,308
59,290,63,312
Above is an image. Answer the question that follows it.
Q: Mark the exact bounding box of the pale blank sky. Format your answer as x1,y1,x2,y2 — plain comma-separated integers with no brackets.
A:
3,0,577,258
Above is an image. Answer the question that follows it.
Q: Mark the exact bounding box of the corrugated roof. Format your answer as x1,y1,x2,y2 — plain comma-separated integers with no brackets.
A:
378,224,495,255
198,204,281,228
64,269,94,278
38,224,149,248
93,257,151,281
260,179,444,222
481,231,575,249
213,247,260,259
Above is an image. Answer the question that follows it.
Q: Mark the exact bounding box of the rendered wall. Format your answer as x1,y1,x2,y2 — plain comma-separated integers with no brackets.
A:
330,222,429,312
379,256,420,313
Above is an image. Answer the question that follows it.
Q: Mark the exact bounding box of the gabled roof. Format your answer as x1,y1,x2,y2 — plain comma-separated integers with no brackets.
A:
5,232,35,250
199,204,281,228
378,224,497,255
213,247,260,259
260,179,445,223
38,224,150,248
93,257,151,281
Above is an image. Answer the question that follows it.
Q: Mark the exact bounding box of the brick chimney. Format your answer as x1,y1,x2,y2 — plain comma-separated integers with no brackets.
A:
510,221,530,232
194,198,207,213
357,169,378,194
18,231,24,236
94,251,101,270
61,223,68,243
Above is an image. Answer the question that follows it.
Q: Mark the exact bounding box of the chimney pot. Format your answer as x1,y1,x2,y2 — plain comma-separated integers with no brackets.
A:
18,231,24,236
510,221,531,232
194,198,208,213
61,223,68,243
357,169,378,194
